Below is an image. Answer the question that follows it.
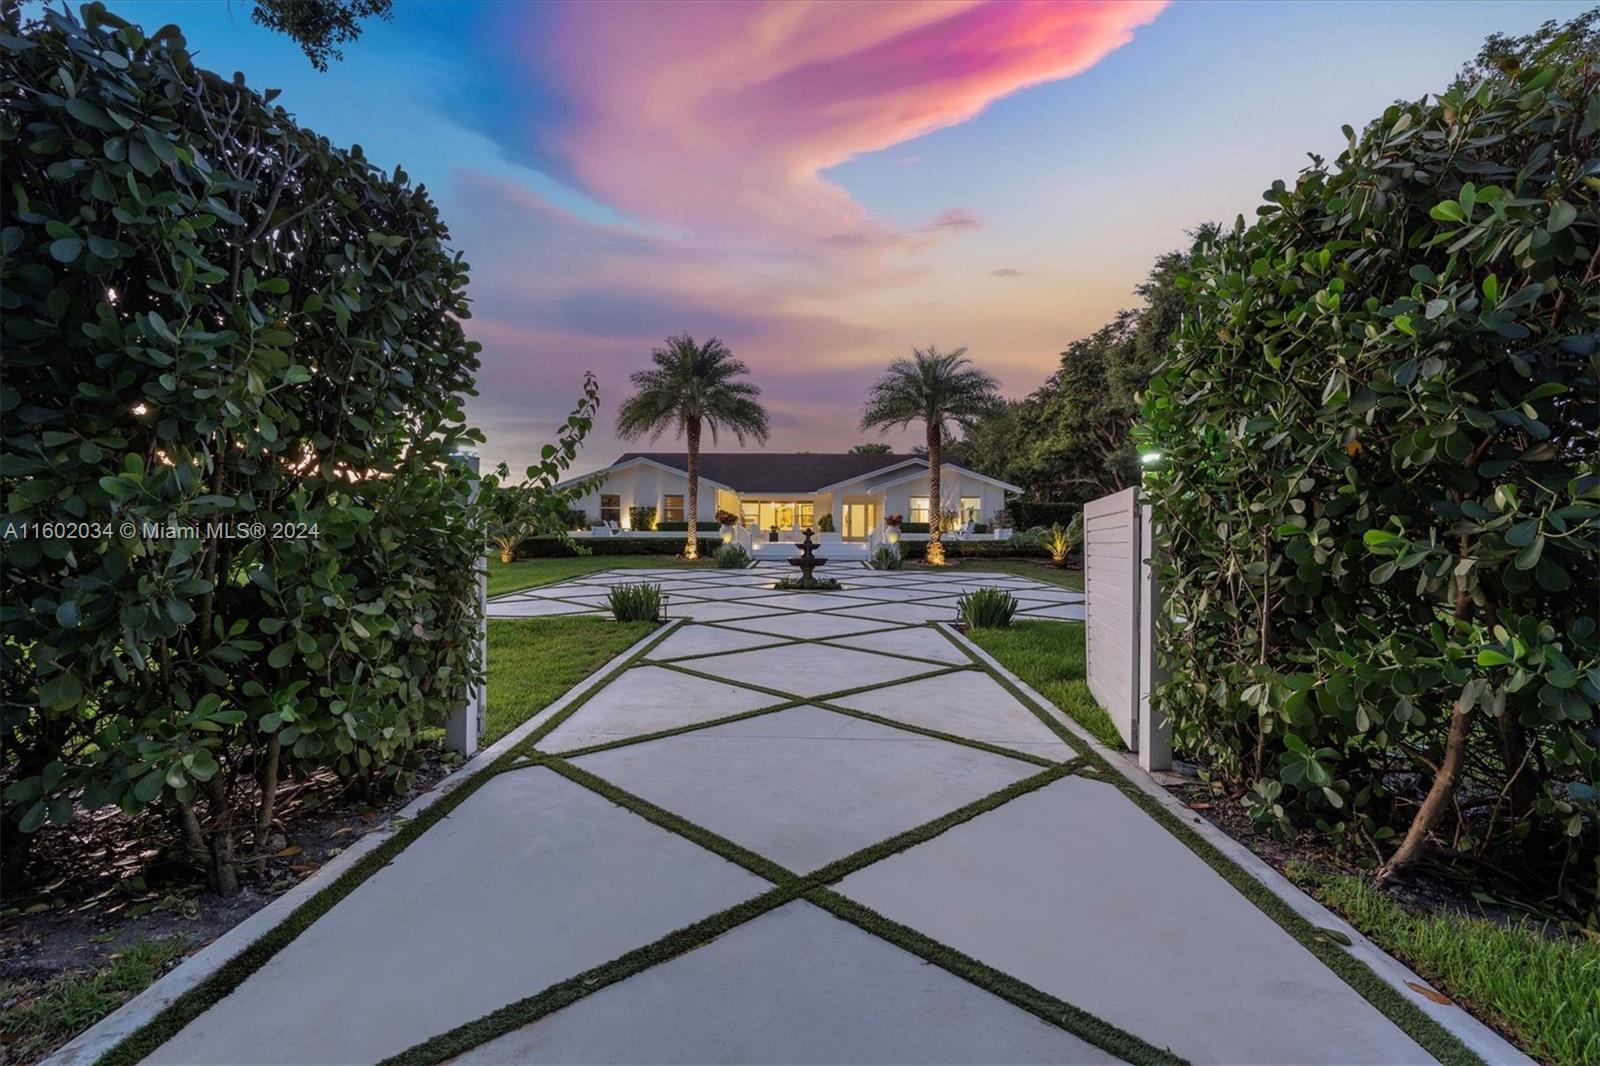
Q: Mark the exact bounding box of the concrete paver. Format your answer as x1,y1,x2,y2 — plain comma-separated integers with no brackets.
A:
836,776,1431,1065
456,901,1118,1065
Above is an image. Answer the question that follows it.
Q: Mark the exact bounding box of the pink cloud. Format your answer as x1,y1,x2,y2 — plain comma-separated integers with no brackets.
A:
510,1,1166,244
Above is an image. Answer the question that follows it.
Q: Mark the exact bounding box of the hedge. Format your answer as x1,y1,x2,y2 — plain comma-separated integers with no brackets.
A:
1005,501,1082,529
0,5,483,891
898,541,1048,560
516,537,721,558
1140,38,1597,899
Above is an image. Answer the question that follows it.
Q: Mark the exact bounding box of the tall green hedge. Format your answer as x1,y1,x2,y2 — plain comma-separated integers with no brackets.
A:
1141,41,1597,913
0,5,484,891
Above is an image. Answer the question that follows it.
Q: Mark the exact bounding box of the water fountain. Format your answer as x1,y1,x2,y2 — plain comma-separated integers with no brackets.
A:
780,527,837,589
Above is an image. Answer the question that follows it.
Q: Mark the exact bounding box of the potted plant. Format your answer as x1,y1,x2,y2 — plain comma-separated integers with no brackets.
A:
715,509,739,543
884,514,903,545
768,523,779,543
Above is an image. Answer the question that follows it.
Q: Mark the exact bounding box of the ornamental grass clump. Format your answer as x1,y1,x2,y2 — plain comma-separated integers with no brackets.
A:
607,583,661,622
1139,15,1598,913
869,545,903,570
958,588,1017,629
714,544,749,568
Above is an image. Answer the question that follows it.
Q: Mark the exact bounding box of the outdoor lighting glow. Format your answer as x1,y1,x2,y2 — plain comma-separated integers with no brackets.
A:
1140,451,1163,464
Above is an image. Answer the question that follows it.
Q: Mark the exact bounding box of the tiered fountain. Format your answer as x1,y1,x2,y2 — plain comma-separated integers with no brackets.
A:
778,528,840,590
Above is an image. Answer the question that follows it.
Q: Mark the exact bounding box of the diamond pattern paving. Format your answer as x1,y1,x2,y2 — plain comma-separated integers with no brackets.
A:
677,642,940,697
536,664,781,753
146,769,767,1065
454,901,1117,1065
570,705,1039,872
139,568,1497,1066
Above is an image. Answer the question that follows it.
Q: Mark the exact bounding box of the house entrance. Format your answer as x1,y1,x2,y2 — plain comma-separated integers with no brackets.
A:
841,501,878,541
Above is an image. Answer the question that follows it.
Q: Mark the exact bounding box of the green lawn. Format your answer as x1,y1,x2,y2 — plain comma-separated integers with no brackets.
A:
486,555,714,597
1287,863,1599,1065
0,936,187,1063
964,620,1121,749
907,558,1085,591
484,616,656,744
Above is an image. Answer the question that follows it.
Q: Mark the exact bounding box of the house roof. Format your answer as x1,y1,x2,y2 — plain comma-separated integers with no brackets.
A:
611,452,917,494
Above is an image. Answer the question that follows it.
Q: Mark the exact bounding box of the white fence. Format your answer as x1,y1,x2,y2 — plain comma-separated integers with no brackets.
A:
1082,487,1170,771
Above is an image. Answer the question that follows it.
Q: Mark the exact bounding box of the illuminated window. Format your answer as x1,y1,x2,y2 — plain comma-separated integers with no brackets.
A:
741,502,759,527
663,495,685,522
909,496,930,524
600,494,621,524
960,497,981,524
797,503,814,528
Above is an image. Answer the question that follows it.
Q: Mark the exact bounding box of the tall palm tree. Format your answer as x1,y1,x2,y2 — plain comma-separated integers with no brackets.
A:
615,334,769,559
860,346,1000,565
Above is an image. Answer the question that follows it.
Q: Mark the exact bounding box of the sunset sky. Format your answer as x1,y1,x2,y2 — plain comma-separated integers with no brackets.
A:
129,0,1580,473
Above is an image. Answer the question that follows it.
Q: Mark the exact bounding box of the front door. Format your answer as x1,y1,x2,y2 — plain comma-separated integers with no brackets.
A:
842,502,878,541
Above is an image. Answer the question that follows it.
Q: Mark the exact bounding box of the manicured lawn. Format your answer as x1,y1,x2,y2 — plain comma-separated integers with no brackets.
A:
485,616,656,744
486,555,713,597
908,558,1084,591
1288,863,1599,1065
964,620,1121,749
0,936,187,1063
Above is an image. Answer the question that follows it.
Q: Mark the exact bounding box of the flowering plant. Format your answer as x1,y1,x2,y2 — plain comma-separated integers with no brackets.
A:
884,515,903,527
715,509,739,526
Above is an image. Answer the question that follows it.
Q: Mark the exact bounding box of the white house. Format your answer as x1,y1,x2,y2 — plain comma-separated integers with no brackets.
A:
564,452,1021,541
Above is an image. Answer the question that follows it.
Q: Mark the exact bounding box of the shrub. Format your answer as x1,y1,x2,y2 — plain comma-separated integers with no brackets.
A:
607,583,661,622
1140,28,1597,904
627,506,658,532
714,509,739,526
715,544,749,568
652,521,699,531
0,6,483,892
1044,516,1082,566
773,575,842,590
516,536,720,558
900,522,930,534
1006,501,1082,529
869,545,903,570
816,513,835,533
957,588,1017,629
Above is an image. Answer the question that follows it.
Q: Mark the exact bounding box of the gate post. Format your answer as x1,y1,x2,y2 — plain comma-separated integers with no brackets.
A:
446,450,487,756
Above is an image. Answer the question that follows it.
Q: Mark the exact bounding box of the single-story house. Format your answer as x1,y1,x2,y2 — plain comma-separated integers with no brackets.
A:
564,452,1022,540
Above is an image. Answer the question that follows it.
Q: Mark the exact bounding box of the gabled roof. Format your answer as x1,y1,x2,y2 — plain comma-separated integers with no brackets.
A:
865,461,1023,495
608,452,916,494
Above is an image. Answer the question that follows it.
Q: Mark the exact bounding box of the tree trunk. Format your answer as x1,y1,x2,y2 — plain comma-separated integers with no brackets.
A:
255,735,281,846
684,419,701,560
1378,696,1472,882
926,423,945,566
1378,584,1480,882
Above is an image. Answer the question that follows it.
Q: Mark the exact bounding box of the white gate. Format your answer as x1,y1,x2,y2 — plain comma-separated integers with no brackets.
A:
1082,487,1170,771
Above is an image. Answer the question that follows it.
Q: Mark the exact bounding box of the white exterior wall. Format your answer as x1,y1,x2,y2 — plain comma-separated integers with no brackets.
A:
876,471,1008,525
570,465,719,529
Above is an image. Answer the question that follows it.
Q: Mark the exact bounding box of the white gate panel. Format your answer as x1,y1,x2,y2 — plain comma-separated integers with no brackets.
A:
1083,487,1170,770
1083,488,1140,749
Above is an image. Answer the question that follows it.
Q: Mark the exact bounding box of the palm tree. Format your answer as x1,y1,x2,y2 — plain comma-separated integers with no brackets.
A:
616,334,769,559
860,346,1000,565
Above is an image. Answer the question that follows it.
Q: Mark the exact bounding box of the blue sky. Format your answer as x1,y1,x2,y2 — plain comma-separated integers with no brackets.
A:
98,0,1586,472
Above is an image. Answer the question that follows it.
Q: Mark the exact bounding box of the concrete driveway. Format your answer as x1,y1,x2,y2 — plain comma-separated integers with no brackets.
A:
95,568,1511,1066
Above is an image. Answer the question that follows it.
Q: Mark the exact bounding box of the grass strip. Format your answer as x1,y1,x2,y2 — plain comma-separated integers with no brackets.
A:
538,757,795,884
1287,863,1599,1065
810,700,1058,768
509,621,681,756
941,627,1485,1066
962,621,1124,750
546,700,805,759
481,617,655,745
379,760,1124,1065
932,624,1090,756
375,883,808,1066
805,889,1187,1066
94,763,524,1066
